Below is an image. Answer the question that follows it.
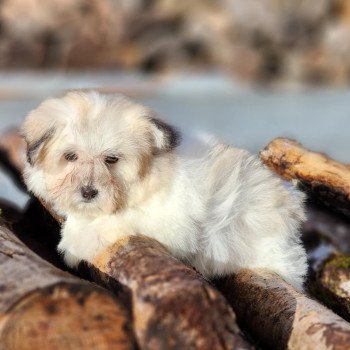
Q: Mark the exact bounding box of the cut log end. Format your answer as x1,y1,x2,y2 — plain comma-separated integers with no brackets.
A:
1,283,135,350
0,219,136,350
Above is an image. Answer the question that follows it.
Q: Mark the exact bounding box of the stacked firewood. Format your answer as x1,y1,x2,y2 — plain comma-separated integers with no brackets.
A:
2,0,350,85
1,130,350,349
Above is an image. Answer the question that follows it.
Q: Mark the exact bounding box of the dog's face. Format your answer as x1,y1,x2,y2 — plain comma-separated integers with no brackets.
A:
21,91,179,217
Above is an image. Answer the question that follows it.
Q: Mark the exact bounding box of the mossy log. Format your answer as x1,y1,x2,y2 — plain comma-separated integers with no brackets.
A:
260,138,350,217
0,218,136,350
217,269,350,350
312,253,350,323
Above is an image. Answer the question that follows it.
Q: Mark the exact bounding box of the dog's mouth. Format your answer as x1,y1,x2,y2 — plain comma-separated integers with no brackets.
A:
82,199,95,204
74,199,101,214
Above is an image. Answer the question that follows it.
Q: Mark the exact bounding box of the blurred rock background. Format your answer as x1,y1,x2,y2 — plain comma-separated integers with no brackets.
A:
0,0,350,86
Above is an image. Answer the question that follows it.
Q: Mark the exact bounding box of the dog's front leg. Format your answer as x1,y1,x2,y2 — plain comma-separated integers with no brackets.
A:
87,214,134,246
58,215,134,267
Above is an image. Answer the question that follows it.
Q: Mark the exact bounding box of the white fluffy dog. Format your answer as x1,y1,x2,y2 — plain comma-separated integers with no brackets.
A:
22,91,307,290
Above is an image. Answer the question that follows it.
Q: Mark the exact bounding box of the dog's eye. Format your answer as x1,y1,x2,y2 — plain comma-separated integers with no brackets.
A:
64,152,78,162
105,155,119,164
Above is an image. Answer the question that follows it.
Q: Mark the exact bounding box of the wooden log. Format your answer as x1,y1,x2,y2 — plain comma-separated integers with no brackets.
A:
15,197,68,271
0,128,26,173
0,198,22,227
93,236,253,350
0,128,26,191
216,269,350,350
17,189,253,348
36,201,253,349
260,138,350,218
260,138,350,322
312,253,350,323
0,218,136,350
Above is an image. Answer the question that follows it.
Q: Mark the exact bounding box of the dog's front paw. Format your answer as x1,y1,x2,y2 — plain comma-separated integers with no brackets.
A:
61,249,81,268
57,237,83,268
58,214,134,267
57,225,104,266
85,215,133,245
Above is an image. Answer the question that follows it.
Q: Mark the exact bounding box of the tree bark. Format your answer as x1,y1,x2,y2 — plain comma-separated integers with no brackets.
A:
260,138,350,218
22,204,253,349
0,218,136,350
29,195,254,349
26,196,253,348
33,200,256,348
311,253,350,323
260,138,350,325
216,269,350,350
93,235,253,350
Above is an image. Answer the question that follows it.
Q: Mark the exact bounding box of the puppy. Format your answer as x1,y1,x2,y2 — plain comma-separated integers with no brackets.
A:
21,91,307,290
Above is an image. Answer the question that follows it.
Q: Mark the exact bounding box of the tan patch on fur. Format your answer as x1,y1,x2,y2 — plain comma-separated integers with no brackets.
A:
111,176,127,212
127,153,177,208
138,152,151,179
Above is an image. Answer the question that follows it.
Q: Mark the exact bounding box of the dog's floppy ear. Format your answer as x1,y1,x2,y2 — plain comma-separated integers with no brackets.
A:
23,127,55,166
148,116,181,153
21,98,64,165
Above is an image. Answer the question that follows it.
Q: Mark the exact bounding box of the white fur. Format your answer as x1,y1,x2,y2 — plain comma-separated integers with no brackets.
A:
22,91,307,291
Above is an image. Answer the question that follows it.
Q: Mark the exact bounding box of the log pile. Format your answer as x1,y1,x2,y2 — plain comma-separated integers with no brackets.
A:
2,131,350,349
1,0,350,85
0,215,136,350
0,131,252,349
261,138,350,325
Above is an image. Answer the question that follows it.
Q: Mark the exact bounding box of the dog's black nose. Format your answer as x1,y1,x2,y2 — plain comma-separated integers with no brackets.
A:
81,186,98,200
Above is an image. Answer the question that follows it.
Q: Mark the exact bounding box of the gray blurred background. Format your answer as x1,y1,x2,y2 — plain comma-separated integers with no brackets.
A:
0,0,350,207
